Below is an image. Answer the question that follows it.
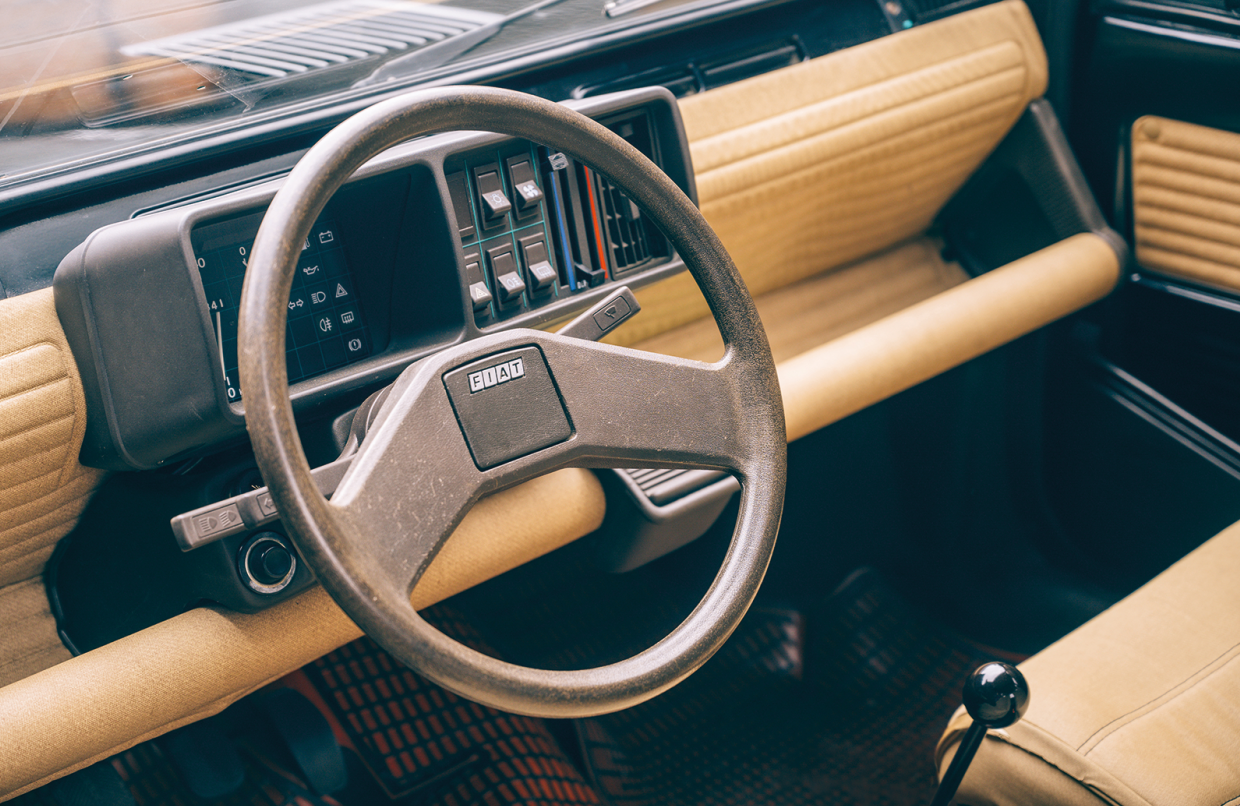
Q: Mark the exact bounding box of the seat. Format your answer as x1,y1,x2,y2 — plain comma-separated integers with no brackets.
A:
935,519,1240,805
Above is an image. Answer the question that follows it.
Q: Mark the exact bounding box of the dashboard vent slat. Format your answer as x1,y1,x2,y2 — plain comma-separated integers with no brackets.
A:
699,40,804,90
573,37,807,100
123,0,503,81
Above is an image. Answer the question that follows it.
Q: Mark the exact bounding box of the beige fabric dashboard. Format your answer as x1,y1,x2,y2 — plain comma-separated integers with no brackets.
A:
0,289,103,688
608,0,1048,346
1132,115,1240,293
0,468,605,800
0,0,1121,799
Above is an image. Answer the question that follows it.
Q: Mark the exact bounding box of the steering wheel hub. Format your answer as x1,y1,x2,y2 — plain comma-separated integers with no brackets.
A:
443,346,571,470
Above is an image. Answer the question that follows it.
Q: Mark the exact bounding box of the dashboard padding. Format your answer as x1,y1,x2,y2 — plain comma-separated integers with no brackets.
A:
777,232,1119,441
631,237,970,364
629,233,1119,441
606,0,1049,346
0,580,70,689
1132,115,1240,293
0,288,102,687
0,467,604,800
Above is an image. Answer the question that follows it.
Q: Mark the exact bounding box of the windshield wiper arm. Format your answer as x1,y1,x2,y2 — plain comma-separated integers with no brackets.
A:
356,0,568,87
601,0,673,17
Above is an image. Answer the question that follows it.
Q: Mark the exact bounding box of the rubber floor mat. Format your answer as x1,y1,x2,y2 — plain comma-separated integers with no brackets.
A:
110,741,339,806
573,568,997,806
300,610,601,806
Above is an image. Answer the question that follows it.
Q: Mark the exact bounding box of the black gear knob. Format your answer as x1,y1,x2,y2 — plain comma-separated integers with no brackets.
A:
928,662,1031,806
962,662,1030,729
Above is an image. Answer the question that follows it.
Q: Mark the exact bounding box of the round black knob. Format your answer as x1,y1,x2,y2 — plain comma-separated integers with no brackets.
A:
962,662,1030,729
240,533,297,593
251,543,293,585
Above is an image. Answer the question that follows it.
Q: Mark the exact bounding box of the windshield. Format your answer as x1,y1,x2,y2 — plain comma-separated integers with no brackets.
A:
0,0,751,189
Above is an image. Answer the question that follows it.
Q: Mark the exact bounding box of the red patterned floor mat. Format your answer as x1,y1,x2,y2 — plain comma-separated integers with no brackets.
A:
301,638,600,805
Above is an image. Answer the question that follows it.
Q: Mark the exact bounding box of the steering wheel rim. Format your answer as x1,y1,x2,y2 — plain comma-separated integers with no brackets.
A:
239,86,786,718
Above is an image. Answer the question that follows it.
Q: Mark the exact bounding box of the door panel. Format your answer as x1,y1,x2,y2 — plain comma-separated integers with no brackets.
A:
1048,4,1240,582
1131,115,1240,293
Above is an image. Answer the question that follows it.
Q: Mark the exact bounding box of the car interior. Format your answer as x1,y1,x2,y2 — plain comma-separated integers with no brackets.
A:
1,0,1239,802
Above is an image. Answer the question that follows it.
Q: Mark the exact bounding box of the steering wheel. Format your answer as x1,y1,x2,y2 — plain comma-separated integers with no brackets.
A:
238,86,786,719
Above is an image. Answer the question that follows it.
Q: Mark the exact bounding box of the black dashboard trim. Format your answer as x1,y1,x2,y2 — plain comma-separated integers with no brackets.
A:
53,89,695,471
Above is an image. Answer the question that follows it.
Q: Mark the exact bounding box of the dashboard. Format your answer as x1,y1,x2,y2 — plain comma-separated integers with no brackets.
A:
46,88,700,652
52,89,694,472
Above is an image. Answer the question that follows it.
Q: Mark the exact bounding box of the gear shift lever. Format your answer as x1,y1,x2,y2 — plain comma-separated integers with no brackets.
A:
929,662,1030,806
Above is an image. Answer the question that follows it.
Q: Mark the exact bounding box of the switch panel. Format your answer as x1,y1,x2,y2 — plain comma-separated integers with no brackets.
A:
446,114,674,330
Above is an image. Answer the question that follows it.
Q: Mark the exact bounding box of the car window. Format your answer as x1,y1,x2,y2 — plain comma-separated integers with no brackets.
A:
0,0,745,188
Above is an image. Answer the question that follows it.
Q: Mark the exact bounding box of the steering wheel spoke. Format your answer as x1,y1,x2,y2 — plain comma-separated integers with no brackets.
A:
539,334,746,473
329,361,485,599
331,330,744,600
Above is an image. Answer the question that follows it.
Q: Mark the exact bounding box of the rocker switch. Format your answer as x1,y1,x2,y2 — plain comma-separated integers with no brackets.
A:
476,170,511,222
519,234,556,291
488,247,525,303
464,251,492,312
445,171,476,240
507,157,544,213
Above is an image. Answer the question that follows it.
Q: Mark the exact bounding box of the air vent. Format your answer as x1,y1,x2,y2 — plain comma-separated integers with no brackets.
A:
899,0,1000,24
594,174,661,275
122,0,502,80
590,112,669,276
573,37,807,99
699,39,804,89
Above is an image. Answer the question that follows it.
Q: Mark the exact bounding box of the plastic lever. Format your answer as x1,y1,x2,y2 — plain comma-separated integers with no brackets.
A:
556,286,640,341
171,456,352,552
929,662,1030,806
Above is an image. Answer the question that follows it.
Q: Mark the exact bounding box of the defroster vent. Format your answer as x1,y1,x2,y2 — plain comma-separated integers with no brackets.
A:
123,0,502,80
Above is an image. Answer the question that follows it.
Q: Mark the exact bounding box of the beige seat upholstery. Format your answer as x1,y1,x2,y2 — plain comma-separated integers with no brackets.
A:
936,519,1240,805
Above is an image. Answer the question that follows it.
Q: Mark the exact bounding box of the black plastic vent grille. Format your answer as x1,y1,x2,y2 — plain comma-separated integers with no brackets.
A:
626,468,691,491
123,0,501,80
901,0,1001,24
573,37,807,99
596,175,657,274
